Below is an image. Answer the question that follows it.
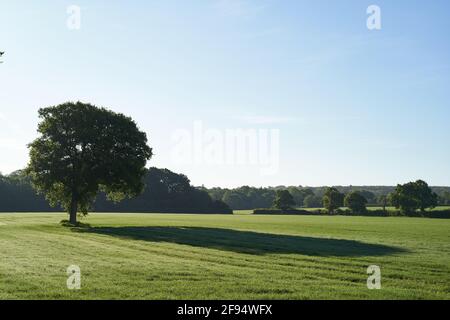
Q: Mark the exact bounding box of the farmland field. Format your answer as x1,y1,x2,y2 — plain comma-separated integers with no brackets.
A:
0,213,449,299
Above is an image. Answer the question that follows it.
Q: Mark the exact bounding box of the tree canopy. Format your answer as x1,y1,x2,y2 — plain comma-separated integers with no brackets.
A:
94,167,232,214
389,180,438,213
26,102,153,224
344,191,368,214
323,187,345,214
273,190,296,211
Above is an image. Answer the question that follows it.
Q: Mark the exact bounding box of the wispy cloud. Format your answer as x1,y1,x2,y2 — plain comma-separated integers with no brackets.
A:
213,0,268,17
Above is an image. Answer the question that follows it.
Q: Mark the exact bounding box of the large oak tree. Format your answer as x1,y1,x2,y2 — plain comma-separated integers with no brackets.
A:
26,102,153,224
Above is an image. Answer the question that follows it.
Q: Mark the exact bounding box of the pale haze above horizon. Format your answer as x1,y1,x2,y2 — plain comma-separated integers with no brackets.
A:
1,0,449,188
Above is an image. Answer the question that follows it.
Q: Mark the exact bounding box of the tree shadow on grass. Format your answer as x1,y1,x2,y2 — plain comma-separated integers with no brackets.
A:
73,226,407,257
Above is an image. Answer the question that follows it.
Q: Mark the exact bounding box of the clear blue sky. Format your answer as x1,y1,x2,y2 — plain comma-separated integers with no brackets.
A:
1,0,449,187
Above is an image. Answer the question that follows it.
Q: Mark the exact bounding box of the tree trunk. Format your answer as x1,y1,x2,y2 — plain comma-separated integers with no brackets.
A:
69,195,78,225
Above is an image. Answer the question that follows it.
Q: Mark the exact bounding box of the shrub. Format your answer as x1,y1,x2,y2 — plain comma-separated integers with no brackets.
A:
253,209,314,215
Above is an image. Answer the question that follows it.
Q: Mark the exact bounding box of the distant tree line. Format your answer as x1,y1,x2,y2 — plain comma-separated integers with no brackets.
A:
94,168,231,214
0,170,57,212
257,180,447,216
0,168,231,214
1,170,449,215
206,183,450,212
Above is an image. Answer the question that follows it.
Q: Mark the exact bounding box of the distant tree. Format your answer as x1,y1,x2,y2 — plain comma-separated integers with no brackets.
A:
273,190,295,211
389,180,438,214
377,194,388,212
322,187,344,214
303,195,322,208
26,102,153,224
344,191,368,214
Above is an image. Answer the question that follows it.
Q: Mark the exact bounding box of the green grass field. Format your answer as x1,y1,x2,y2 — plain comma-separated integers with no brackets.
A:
0,213,449,299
